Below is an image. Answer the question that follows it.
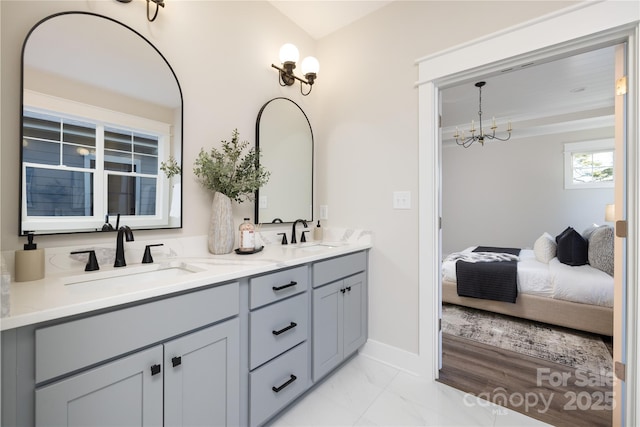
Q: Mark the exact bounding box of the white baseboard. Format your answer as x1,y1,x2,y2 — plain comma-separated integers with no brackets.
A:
358,339,425,377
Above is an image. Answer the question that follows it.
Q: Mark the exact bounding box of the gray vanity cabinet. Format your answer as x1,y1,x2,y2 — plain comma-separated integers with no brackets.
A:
164,319,240,426
247,266,310,427
32,283,240,427
2,249,370,427
35,345,164,426
312,252,367,381
36,320,239,427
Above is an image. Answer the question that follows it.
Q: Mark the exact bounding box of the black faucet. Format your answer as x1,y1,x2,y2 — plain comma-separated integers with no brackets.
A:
291,219,308,244
114,225,134,267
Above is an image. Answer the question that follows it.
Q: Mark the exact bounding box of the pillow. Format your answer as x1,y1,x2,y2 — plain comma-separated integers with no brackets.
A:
582,224,601,241
555,227,588,266
588,226,614,276
533,232,556,263
555,226,573,243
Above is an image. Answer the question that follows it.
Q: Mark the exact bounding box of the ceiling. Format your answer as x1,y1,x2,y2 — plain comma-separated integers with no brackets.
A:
267,2,616,144
268,1,393,40
441,45,616,143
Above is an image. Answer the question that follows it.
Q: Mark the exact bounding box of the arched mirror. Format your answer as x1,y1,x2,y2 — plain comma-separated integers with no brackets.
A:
20,12,182,235
255,98,313,223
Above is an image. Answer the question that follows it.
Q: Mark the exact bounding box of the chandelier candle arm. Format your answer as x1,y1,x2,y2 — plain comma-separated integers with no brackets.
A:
454,81,512,148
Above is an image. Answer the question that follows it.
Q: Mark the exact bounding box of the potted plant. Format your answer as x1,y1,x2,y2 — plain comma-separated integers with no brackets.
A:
193,129,269,254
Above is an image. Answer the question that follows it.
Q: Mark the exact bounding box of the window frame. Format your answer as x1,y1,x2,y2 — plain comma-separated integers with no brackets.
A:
564,139,614,190
22,90,173,233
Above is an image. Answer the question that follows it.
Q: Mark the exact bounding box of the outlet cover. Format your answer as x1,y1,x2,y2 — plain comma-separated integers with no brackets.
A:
259,196,268,209
320,205,329,220
393,191,411,209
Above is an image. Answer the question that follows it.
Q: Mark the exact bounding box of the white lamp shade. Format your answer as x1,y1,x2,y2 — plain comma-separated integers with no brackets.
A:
301,56,320,75
605,204,615,222
279,43,299,64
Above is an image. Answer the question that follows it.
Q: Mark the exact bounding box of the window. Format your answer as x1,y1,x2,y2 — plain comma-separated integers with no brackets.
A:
22,92,172,233
564,140,614,189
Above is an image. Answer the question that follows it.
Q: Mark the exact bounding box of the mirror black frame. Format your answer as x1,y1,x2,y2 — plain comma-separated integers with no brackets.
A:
19,11,183,236
255,97,313,224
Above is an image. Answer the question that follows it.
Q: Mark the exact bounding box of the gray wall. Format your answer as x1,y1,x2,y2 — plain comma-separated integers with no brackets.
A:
442,128,615,254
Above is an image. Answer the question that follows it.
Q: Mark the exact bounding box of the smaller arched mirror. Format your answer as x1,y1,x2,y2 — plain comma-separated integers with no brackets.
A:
255,98,313,223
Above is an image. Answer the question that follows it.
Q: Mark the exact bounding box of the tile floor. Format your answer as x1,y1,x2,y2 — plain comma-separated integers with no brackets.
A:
270,353,552,427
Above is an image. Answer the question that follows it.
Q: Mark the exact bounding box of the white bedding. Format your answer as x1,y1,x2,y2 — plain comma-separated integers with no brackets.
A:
442,247,613,307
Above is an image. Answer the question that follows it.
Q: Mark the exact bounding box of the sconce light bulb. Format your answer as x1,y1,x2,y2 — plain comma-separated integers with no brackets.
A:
279,43,299,64
301,56,319,76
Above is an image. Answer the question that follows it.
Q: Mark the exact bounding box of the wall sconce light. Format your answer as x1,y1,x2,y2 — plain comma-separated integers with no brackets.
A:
271,43,319,96
116,0,165,22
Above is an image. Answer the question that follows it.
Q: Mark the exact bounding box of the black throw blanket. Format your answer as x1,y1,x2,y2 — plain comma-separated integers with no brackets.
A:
456,246,521,303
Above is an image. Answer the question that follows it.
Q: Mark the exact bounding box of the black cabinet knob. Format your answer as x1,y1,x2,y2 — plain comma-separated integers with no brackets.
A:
150,364,161,376
172,356,182,367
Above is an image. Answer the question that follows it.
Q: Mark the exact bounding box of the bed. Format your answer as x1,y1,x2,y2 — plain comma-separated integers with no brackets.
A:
441,226,615,336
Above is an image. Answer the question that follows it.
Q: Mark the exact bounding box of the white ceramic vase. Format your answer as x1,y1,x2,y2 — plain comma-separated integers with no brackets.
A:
208,192,235,254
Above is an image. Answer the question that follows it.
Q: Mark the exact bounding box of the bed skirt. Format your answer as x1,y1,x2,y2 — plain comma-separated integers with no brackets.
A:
442,279,613,336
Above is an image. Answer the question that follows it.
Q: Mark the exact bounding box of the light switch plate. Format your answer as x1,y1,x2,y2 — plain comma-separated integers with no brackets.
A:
393,191,411,209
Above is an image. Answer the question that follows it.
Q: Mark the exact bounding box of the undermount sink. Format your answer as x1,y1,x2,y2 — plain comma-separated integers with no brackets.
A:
64,262,206,288
291,242,342,252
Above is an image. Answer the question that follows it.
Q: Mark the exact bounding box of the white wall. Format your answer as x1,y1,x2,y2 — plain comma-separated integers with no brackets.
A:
442,129,615,254
1,0,576,358
314,0,576,354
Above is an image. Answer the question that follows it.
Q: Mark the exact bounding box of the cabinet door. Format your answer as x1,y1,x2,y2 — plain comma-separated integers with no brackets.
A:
312,280,344,381
343,272,367,357
164,318,240,427
35,346,163,427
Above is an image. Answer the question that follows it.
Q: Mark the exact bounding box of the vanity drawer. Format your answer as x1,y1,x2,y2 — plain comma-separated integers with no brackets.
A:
250,265,308,310
35,282,239,384
313,251,367,288
250,342,309,427
249,292,308,370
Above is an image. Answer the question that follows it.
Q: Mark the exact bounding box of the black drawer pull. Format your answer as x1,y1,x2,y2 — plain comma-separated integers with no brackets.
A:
340,288,346,294
150,364,161,376
272,281,297,291
346,286,352,292
272,374,297,393
172,356,182,367
272,322,297,336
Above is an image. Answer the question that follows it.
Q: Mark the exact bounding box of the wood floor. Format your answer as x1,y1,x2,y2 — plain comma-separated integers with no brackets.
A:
439,334,613,427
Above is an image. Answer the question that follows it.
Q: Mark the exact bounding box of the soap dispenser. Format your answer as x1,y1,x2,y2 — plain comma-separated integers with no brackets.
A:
15,233,45,282
314,220,323,241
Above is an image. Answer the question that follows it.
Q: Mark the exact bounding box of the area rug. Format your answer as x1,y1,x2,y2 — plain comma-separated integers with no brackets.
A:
442,303,613,375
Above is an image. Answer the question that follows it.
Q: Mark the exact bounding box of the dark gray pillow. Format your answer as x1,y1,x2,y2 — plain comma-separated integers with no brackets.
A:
556,227,588,266
588,226,614,276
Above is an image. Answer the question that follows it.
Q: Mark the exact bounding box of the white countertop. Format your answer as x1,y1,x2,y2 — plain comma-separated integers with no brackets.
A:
0,231,372,331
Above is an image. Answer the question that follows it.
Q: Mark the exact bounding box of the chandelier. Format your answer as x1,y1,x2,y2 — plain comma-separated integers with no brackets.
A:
453,81,512,148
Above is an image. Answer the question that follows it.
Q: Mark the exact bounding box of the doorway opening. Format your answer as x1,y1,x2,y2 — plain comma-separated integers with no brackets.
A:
416,5,638,426
437,44,619,426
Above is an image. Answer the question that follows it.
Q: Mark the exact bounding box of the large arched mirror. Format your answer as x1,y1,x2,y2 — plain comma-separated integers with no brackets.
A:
20,12,182,235
255,98,313,223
